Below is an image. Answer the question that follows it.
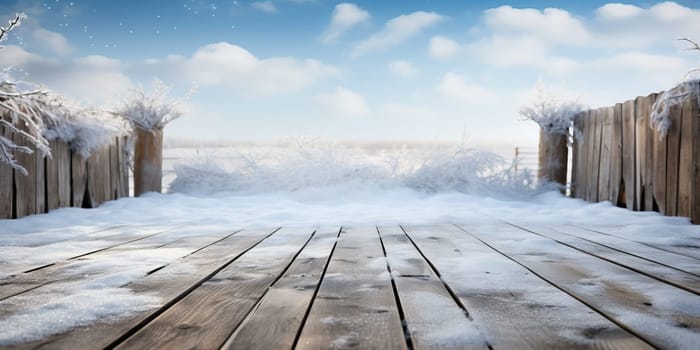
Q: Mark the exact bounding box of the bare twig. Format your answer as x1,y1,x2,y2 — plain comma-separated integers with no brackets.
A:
678,37,700,52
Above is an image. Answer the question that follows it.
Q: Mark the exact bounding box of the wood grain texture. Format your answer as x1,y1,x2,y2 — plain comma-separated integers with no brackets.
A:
508,223,700,295
588,110,602,202
71,151,87,208
0,113,13,219
572,113,584,198
642,94,657,211
678,96,694,218
652,100,668,214
378,226,488,350
116,227,315,350
691,82,700,224
406,224,646,350
598,107,612,202
665,102,682,216
110,138,119,200
222,228,340,350
45,139,60,211
621,100,635,209
295,227,407,350
462,223,698,349
13,120,36,219
610,104,623,205
134,128,163,196
17,228,277,350
556,225,700,277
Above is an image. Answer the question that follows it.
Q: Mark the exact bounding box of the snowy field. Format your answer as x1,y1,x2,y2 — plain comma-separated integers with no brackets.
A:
1,141,698,346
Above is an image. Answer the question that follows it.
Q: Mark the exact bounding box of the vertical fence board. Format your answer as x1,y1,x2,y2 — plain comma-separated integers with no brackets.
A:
652,109,668,215
691,83,700,224
678,95,694,219
110,139,119,200
71,152,87,208
665,103,681,217
45,139,61,211
14,123,36,219
56,142,71,208
642,94,657,211
583,110,594,200
588,110,602,202
610,104,623,205
35,146,45,214
621,100,635,209
635,96,647,210
598,108,612,202
87,146,111,208
0,115,13,219
117,136,129,198
572,114,582,197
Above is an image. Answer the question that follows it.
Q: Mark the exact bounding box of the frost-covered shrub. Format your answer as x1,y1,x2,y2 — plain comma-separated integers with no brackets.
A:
117,79,190,131
519,81,585,143
1,14,127,175
651,38,700,138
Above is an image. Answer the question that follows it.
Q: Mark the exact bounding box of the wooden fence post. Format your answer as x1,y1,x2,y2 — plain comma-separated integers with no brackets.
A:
134,127,163,196
0,114,13,219
537,129,568,187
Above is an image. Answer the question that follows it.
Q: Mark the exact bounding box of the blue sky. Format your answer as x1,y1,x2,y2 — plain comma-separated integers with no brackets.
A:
0,0,699,147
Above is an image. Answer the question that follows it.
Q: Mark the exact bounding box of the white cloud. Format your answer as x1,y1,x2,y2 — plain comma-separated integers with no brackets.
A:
428,36,459,59
483,6,590,44
321,3,370,44
182,42,337,95
314,87,370,117
251,1,278,13
437,72,496,104
380,103,435,119
595,3,643,19
32,27,72,56
352,11,443,56
388,60,417,78
0,45,131,104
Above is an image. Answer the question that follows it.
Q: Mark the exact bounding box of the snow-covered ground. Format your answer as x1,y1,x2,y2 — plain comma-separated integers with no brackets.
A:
0,141,698,345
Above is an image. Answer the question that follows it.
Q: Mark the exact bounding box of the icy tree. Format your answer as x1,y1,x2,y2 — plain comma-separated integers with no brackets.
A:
117,79,190,132
651,38,700,138
0,13,51,175
519,80,585,143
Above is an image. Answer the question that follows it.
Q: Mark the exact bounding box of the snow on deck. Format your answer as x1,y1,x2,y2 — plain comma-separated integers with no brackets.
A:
1,221,699,349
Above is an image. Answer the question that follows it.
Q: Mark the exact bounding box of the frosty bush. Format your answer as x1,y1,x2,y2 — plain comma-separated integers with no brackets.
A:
118,79,191,132
0,14,128,175
651,38,700,138
519,80,585,143
0,13,50,175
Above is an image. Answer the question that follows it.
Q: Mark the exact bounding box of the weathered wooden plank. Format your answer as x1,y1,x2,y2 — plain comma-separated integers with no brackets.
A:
652,117,667,214
13,228,277,350
405,224,647,349
509,222,700,295
45,139,60,211
35,144,45,214
678,96,694,218
55,141,70,208
221,228,340,350
635,96,648,210
116,227,315,350
582,110,593,200
134,128,163,196
296,227,407,350
610,103,623,205
87,145,111,208
462,222,699,349
572,113,583,198
598,107,612,202
110,138,119,200
378,226,488,350
621,100,635,209
117,136,129,198
665,102,682,216
71,151,87,208
641,94,657,211
690,81,700,224
13,122,37,218
0,114,14,219
0,226,230,301
556,225,700,276
588,110,603,202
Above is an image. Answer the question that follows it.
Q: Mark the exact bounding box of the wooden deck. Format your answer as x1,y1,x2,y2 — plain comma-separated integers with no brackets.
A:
1,222,699,349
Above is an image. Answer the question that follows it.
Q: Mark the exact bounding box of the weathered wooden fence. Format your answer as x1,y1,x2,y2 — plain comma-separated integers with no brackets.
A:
569,84,699,223
0,133,130,219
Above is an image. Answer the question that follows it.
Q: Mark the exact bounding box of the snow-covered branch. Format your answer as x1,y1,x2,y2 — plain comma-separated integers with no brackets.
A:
519,80,585,142
650,38,700,138
117,79,193,132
